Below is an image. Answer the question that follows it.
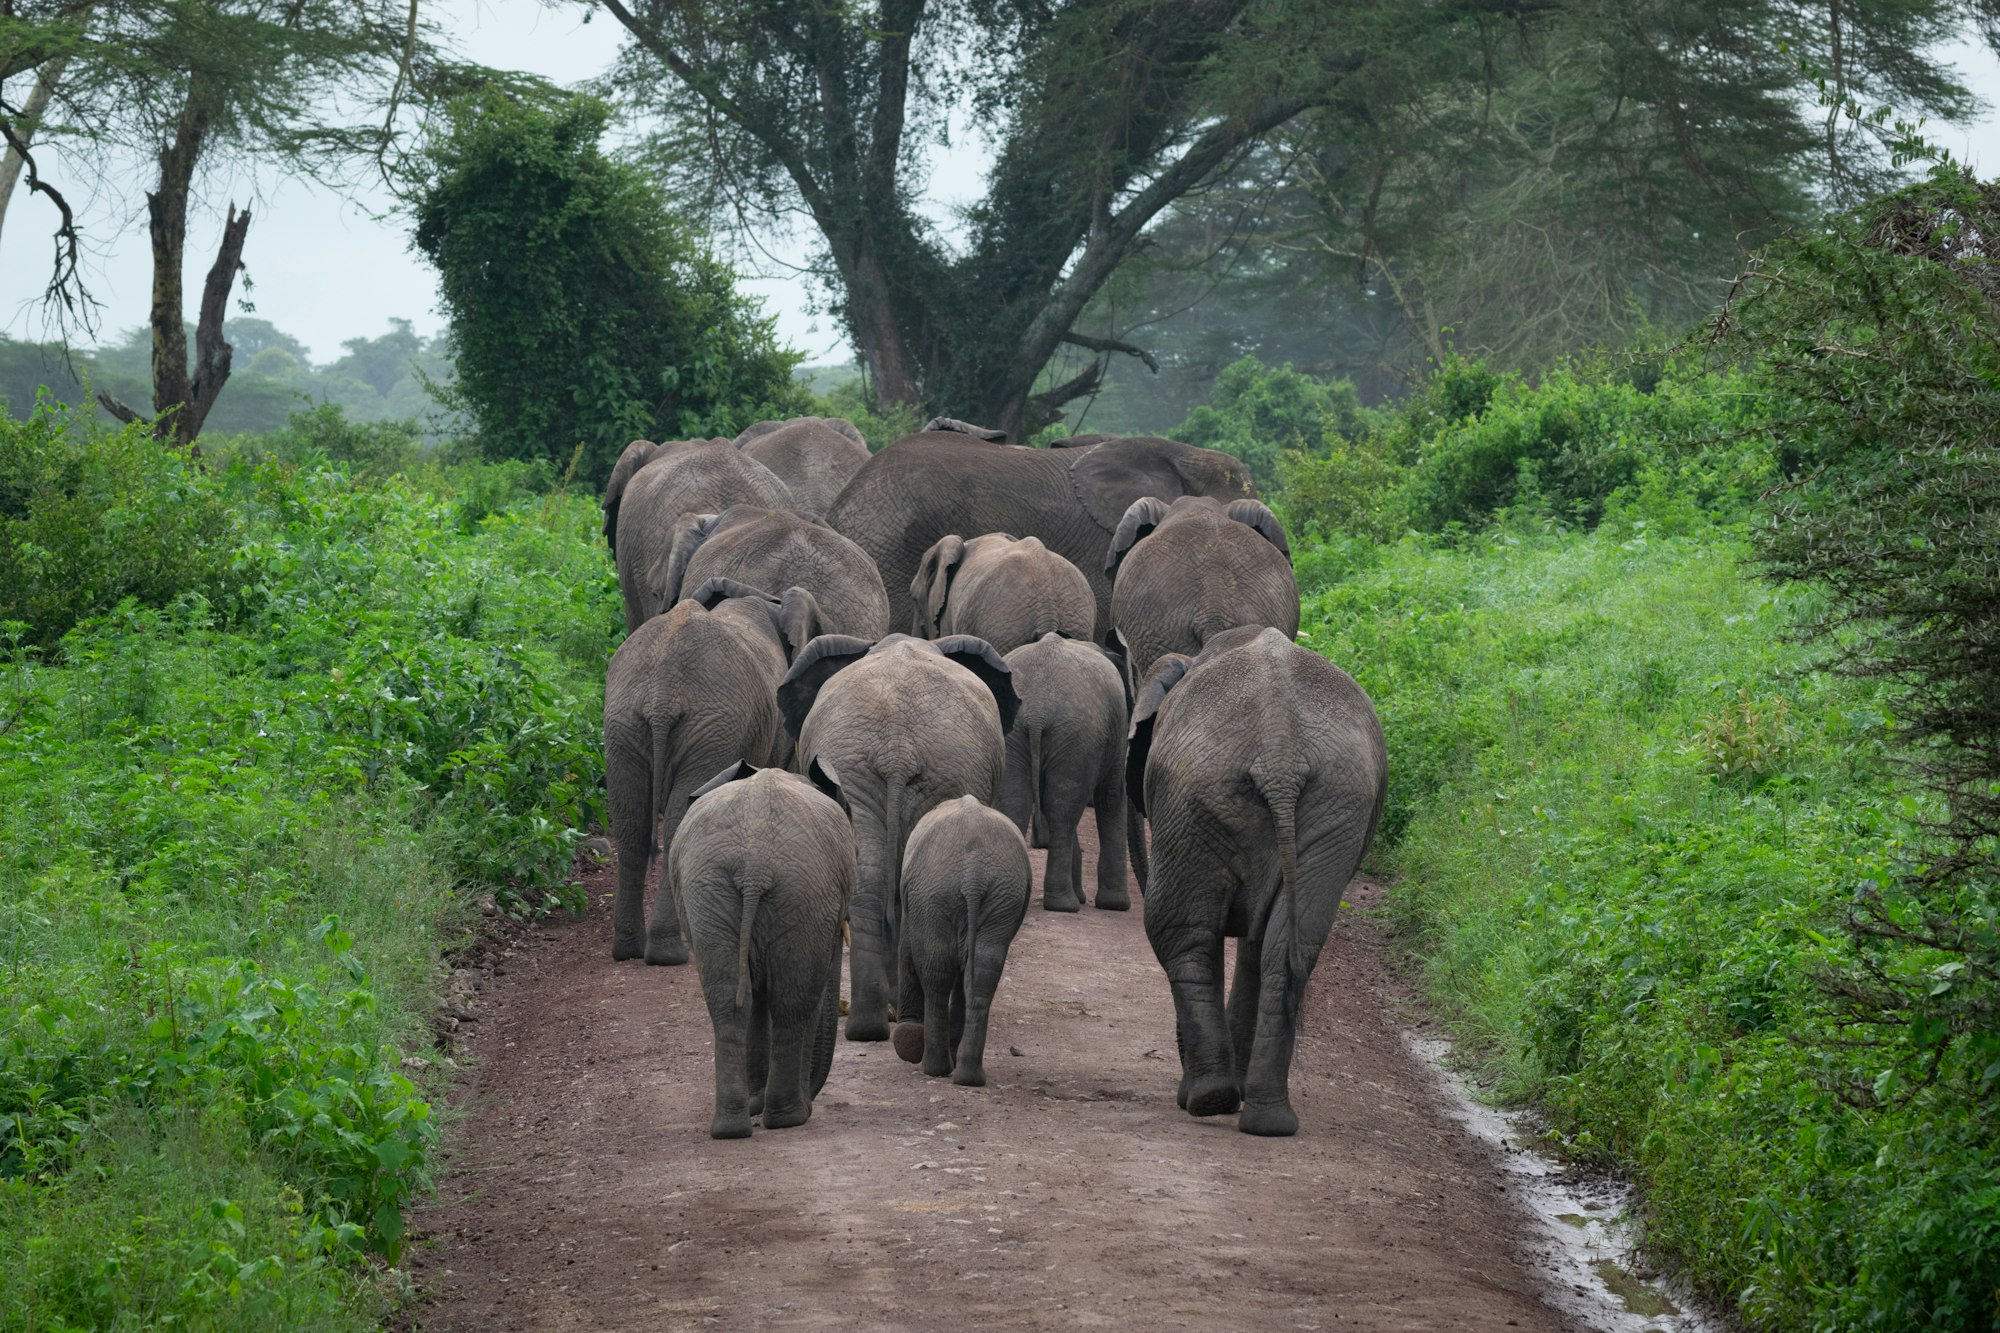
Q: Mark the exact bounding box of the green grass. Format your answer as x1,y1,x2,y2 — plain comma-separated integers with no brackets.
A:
1,409,620,1327
1302,516,1998,1329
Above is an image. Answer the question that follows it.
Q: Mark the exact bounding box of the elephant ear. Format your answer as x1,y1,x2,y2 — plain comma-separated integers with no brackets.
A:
1105,497,1172,578
775,586,826,665
933,635,1021,735
821,417,868,449
733,419,788,448
601,439,659,554
689,575,776,612
1048,432,1115,450
693,759,759,802
921,415,1009,442
910,534,969,637
1126,653,1194,817
807,755,850,817
662,511,726,608
1068,436,1189,532
1097,641,1134,713
1224,499,1291,560
776,635,875,739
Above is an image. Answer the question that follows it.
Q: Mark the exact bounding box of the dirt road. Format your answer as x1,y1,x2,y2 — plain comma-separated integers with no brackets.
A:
408,829,1574,1331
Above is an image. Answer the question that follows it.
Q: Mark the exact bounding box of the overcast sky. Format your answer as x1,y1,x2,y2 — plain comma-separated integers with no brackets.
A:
2,4,1996,367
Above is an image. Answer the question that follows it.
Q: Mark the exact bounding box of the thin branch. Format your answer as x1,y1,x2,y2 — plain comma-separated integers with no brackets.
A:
1061,330,1160,374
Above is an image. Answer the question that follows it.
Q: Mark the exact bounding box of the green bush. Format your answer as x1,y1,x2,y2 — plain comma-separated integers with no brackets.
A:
0,401,620,1324
1169,357,1373,495
413,90,808,485
0,400,243,646
1302,519,1998,1329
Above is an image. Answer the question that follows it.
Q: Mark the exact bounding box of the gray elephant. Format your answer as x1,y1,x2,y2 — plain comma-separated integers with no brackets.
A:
777,633,1019,1043
603,579,825,964
661,504,892,640
827,430,1254,642
910,532,1096,650
998,632,1129,912
1127,626,1386,1137
1105,495,1300,688
613,439,796,631
734,417,873,519
898,796,1030,1085
670,760,854,1139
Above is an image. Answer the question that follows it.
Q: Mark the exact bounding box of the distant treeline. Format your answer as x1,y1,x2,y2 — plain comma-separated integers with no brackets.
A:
0,318,457,437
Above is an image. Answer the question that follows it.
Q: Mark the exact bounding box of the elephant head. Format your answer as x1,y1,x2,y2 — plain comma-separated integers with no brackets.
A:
777,633,1021,741
911,534,968,636
1067,437,1255,533
687,576,826,669
1105,495,1290,579
1125,650,1197,817
602,438,661,553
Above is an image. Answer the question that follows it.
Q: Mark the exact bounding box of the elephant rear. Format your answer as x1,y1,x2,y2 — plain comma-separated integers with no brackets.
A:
670,765,856,1139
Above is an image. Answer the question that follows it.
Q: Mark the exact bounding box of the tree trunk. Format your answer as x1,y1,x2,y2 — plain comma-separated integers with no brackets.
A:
842,243,921,410
142,86,250,449
0,57,67,246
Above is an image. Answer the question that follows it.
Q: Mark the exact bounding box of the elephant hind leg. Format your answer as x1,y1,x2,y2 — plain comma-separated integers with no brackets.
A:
759,972,819,1131
644,782,696,965
1091,756,1130,910
605,723,655,962
1239,909,1314,1137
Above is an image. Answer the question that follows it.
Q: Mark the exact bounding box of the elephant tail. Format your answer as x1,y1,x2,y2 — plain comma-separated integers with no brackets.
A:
1266,778,1309,1026
1025,723,1044,843
733,865,770,1009
884,774,909,953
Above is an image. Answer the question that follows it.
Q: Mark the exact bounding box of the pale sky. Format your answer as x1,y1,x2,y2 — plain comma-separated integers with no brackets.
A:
1,5,1995,366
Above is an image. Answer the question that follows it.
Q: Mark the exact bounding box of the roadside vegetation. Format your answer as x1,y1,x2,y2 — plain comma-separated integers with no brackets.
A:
0,402,618,1326
1265,167,1999,1330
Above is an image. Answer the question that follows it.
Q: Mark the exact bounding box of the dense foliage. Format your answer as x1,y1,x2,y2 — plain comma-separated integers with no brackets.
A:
413,91,806,486
1710,164,2000,1139
0,402,618,1325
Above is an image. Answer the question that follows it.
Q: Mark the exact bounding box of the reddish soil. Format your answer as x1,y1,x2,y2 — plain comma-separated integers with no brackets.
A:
407,828,1574,1331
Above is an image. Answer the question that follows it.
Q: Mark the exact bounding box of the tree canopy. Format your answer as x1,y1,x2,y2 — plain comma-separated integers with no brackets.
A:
412,90,806,484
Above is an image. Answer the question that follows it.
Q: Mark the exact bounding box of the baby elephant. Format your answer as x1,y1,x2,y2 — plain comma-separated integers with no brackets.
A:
896,797,1031,1086
1000,632,1130,912
670,761,855,1139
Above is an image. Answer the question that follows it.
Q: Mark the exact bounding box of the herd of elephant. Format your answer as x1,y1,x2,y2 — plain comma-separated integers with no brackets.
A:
599,415,1387,1141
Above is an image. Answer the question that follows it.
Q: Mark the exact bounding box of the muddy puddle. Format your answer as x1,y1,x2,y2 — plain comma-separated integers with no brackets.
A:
1405,1034,1724,1333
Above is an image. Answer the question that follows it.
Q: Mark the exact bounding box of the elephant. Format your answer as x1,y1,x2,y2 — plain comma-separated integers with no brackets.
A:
825,430,1255,643
897,796,1031,1085
909,532,1096,650
613,439,796,632
732,417,873,519
1127,625,1386,1137
661,504,892,640
603,578,826,964
1105,495,1300,690
670,759,855,1138
998,632,1129,912
777,633,1020,1044
602,439,659,554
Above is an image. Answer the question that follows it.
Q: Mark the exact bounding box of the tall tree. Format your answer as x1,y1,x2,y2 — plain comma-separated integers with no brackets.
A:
596,0,1441,436
5,0,442,443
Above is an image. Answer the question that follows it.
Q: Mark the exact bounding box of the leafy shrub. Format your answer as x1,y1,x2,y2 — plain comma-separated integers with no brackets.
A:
211,403,429,478
0,437,619,1323
413,90,808,485
1302,518,1999,1328
1169,357,1373,495
0,399,243,645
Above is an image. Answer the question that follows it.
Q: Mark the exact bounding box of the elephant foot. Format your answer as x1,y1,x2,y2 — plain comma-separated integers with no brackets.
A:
1184,1075,1243,1118
1030,825,1049,850
1239,1100,1299,1137
747,1092,764,1119
709,1113,753,1140
846,1012,890,1042
952,1063,987,1088
1042,892,1081,913
643,939,689,966
761,1100,811,1130
892,1022,927,1064
1093,889,1130,911
1177,1073,1190,1110
611,932,645,962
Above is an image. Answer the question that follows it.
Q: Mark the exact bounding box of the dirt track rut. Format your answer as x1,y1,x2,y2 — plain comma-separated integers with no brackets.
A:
409,827,1575,1331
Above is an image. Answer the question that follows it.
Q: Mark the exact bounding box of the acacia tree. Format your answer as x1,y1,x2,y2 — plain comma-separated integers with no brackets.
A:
4,0,441,444
594,0,1442,436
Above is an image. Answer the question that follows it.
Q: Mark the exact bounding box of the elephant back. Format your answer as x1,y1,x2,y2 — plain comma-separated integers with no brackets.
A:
739,418,873,519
